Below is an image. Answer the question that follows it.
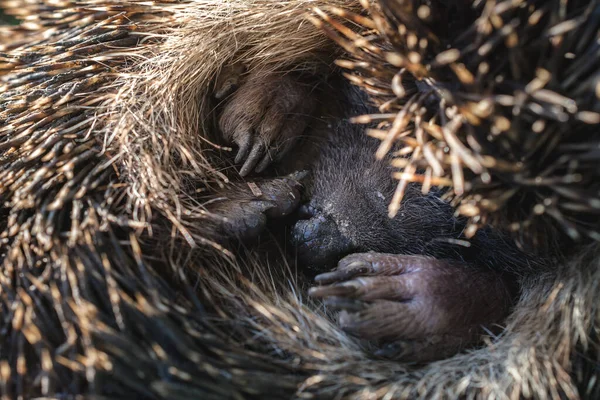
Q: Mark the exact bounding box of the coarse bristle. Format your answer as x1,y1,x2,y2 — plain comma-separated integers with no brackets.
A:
0,1,363,397
1,1,600,399
313,0,600,247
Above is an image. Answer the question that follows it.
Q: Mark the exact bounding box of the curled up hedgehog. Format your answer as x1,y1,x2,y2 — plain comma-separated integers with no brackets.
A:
0,0,599,399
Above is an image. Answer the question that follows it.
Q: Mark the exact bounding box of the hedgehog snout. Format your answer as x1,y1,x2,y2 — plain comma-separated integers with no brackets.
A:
290,204,354,272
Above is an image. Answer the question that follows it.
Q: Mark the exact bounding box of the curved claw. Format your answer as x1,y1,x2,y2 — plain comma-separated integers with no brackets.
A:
234,133,252,165
255,148,275,173
312,274,416,302
309,282,361,298
239,141,265,176
314,261,372,285
214,63,246,100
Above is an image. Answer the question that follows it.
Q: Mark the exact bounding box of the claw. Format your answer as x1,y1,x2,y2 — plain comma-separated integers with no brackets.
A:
234,133,252,164
309,281,360,298
322,297,367,312
314,261,371,284
255,148,274,173
240,142,265,176
219,72,316,175
214,63,246,100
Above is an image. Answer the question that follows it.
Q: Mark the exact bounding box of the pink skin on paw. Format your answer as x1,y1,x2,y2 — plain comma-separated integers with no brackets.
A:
310,253,515,359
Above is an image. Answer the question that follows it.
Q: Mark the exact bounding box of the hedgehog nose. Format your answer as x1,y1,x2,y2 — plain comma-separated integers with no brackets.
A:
290,205,353,272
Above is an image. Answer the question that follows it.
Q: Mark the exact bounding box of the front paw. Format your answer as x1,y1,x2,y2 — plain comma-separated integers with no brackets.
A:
210,171,306,242
309,253,514,361
216,71,317,176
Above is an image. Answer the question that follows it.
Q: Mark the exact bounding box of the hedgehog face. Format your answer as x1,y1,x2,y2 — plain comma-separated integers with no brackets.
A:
290,129,465,271
290,122,534,274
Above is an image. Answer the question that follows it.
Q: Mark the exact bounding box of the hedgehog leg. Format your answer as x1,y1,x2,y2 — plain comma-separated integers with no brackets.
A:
209,171,307,242
216,71,318,176
309,252,515,362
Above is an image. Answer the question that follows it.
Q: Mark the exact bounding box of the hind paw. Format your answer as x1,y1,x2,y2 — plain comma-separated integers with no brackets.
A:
216,70,317,176
309,253,513,361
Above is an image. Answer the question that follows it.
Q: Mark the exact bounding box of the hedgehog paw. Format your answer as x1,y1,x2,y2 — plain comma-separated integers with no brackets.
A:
309,252,514,361
217,71,317,176
214,63,247,100
211,171,306,242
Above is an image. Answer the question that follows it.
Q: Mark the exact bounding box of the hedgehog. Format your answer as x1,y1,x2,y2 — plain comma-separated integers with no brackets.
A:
0,1,599,400
214,70,527,361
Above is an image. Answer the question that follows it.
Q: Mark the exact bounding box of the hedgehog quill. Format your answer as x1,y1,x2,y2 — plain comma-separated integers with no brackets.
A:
0,1,599,399
313,0,600,248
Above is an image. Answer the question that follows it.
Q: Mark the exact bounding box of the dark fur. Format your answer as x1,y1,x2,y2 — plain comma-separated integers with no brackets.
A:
291,84,534,274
